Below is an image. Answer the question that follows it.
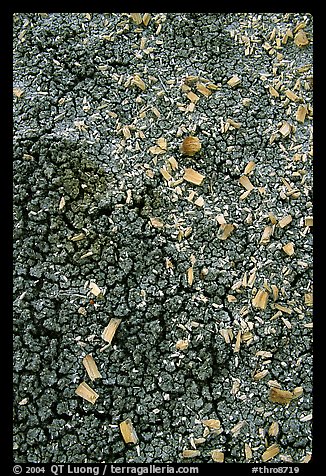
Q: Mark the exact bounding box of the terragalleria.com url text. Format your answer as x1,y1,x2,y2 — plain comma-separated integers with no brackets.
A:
50,465,199,475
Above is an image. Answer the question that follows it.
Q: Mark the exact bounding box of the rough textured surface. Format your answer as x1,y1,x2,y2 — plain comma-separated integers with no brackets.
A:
13,12,313,463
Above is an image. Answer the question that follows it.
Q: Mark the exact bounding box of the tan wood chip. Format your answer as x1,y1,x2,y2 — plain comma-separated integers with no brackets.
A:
260,226,273,244
278,215,292,228
211,450,224,462
102,318,122,344
75,382,99,404
269,387,294,404
182,450,200,458
239,175,254,191
252,289,269,310
282,242,295,256
176,339,189,350
217,224,234,240
202,419,221,430
227,75,241,87
262,444,280,462
183,168,205,185
120,418,139,444
82,354,102,381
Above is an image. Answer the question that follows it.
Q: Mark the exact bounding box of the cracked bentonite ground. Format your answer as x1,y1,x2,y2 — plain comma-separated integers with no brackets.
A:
13,12,313,464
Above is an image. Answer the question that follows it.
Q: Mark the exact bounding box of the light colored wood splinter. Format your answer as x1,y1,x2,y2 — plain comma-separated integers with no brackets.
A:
227,75,241,87
254,370,269,381
217,224,234,240
70,233,85,242
75,381,99,404
149,137,167,155
294,30,309,47
211,450,224,462
279,121,292,137
252,289,269,310
182,450,200,458
262,444,280,462
278,215,292,228
271,284,279,301
304,293,313,306
274,303,292,314
231,420,247,435
187,91,199,103
269,86,279,98
82,354,102,381
239,175,254,191
196,82,212,97
160,168,172,181
244,443,253,460
194,196,205,207
202,419,221,430
183,168,205,185
132,74,146,91
234,330,241,353
269,387,294,404
260,226,273,244
120,418,139,444
176,339,189,350
296,105,307,123
216,214,226,224
13,87,24,97
293,387,304,399
268,212,277,224
150,217,164,228
304,216,313,227
282,242,295,256
59,196,65,210
244,161,256,175
187,266,194,286
130,13,142,25
268,421,280,437
102,318,122,344
142,13,151,26
285,89,300,102
227,118,241,129
89,281,102,297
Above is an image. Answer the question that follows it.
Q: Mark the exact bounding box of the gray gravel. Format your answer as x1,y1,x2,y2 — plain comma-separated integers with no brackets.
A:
13,12,313,464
